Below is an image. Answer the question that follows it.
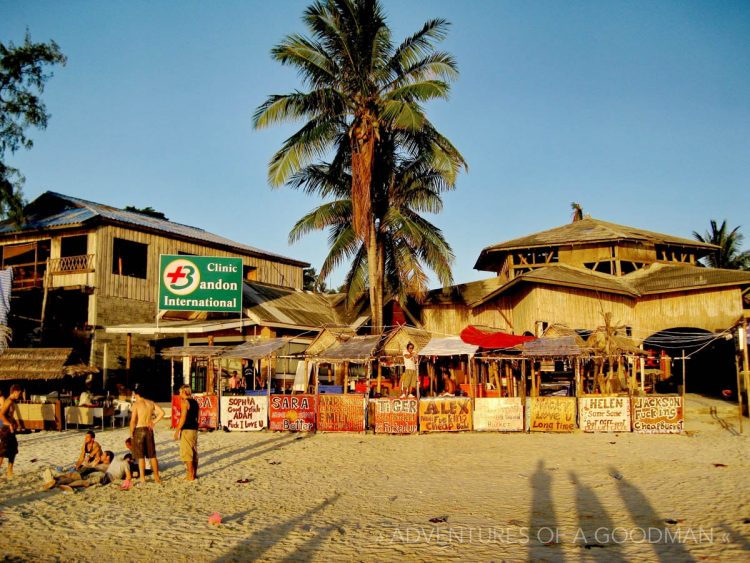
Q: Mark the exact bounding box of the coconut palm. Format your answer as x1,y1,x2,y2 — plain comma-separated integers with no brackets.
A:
288,134,455,310
693,220,750,270
253,0,465,331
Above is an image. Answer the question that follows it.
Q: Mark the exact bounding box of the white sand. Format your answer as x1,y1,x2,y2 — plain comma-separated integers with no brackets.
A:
1,393,748,561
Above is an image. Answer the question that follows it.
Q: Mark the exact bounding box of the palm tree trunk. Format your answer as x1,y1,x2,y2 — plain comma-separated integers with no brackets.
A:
351,129,375,241
367,219,384,334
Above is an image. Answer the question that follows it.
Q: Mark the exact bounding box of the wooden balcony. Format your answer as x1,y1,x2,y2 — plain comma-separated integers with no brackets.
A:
48,254,95,275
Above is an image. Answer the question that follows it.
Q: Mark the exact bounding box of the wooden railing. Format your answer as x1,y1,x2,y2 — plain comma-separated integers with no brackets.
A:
48,254,95,274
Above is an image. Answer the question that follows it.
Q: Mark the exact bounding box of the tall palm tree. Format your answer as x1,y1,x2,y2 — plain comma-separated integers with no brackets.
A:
693,220,750,270
253,0,465,331
288,131,456,310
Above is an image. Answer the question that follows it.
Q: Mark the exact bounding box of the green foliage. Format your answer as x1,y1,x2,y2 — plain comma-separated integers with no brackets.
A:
0,31,66,221
123,205,169,221
255,0,466,324
693,220,750,270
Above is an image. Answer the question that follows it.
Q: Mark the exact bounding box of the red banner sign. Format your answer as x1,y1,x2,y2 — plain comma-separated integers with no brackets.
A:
269,394,317,432
317,394,366,432
171,394,218,430
372,398,418,434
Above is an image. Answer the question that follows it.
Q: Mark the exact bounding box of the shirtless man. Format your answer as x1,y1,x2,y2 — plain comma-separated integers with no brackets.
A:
129,387,165,484
74,430,103,471
0,384,23,479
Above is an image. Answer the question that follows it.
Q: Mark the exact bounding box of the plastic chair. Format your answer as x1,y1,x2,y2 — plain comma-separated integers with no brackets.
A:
114,401,131,427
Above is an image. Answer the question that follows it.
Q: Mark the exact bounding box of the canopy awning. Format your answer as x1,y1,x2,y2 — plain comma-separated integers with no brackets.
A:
309,335,382,362
521,336,586,357
420,336,479,357
460,325,536,349
161,345,232,358
220,338,289,360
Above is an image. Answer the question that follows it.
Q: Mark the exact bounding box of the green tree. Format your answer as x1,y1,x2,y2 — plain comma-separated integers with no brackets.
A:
1,32,66,221
288,134,455,308
693,220,750,270
254,0,465,331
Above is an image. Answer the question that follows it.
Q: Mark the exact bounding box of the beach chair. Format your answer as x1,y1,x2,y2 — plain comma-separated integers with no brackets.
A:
114,401,131,427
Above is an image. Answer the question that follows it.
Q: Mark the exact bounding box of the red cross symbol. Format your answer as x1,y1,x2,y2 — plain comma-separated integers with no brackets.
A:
166,266,187,285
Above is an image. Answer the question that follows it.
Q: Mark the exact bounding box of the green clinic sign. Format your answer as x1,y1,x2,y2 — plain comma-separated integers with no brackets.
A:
159,255,243,312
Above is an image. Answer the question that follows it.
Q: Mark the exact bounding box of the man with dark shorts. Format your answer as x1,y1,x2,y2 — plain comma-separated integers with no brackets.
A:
0,384,22,479
173,384,199,481
129,386,164,484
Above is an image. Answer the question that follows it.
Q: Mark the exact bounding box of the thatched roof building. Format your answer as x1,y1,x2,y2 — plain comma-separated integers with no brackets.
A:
0,348,97,380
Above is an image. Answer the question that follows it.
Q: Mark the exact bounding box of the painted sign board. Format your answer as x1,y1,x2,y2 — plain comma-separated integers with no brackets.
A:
418,397,472,432
372,398,418,434
269,394,317,432
473,397,524,432
529,396,577,432
220,395,268,431
159,255,243,312
632,396,683,434
579,396,631,432
317,394,366,432
171,394,218,429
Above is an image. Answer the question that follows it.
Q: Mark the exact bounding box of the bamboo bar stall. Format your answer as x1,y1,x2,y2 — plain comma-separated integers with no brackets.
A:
0,348,98,431
307,335,382,432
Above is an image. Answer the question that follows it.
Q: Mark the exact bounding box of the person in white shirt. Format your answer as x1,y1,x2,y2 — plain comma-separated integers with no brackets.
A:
400,342,418,398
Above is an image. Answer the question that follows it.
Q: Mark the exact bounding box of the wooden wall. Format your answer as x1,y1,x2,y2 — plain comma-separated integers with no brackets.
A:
94,225,304,302
421,284,743,339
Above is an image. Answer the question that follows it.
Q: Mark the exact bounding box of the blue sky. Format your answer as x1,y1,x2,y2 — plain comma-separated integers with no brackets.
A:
2,0,748,288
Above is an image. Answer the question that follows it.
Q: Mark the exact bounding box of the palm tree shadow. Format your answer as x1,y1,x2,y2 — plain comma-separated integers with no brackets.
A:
528,459,563,561
569,470,626,561
609,466,695,562
215,493,342,561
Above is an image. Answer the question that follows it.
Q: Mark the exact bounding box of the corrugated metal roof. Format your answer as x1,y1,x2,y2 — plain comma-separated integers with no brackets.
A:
0,191,308,267
244,282,342,328
475,217,717,270
624,263,750,294
423,277,505,306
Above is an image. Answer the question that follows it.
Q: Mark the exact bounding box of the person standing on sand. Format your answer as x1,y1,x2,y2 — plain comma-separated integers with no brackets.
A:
129,386,165,484
400,342,418,398
173,384,199,481
0,384,23,478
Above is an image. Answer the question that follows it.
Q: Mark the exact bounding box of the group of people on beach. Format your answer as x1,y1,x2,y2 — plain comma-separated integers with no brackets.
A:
0,383,201,487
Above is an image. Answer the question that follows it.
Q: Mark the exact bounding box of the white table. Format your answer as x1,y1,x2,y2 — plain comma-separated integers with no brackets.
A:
64,406,115,430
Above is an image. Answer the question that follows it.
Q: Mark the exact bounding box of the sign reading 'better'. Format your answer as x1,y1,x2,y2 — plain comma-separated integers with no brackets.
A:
159,255,243,312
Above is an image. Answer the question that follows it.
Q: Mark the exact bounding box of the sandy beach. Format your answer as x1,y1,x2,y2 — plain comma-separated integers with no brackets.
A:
0,393,748,562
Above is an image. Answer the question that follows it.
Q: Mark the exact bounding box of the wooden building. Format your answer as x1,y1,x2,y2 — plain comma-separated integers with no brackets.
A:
0,191,309,381
422,217,750,393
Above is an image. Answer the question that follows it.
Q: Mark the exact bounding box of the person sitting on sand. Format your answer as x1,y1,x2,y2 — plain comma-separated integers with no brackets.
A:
74,430,103,471
102,451,132,485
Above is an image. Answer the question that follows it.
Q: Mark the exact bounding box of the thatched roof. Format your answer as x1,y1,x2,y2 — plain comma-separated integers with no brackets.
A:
521,336,588,358
475,216,717,271
310,335,383,363
587,330,645,355
305,326,357,356
0,348,98,380
220,338,289,360
380,326,431,358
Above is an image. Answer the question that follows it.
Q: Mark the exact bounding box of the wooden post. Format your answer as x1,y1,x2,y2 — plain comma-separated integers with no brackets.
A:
743,320,750,432
267,356,272,395
681,349,687,399
640,356,645,393
344,361,349,394
367,361,372,397
735,354,744,434
521,359,527,407
170,359,175,395
126,333,132,388
575,358,581,398
304,359,309,394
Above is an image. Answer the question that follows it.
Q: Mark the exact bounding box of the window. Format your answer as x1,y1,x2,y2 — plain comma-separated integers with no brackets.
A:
244,265,257,281
112,238,148,279
61,235,88,258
